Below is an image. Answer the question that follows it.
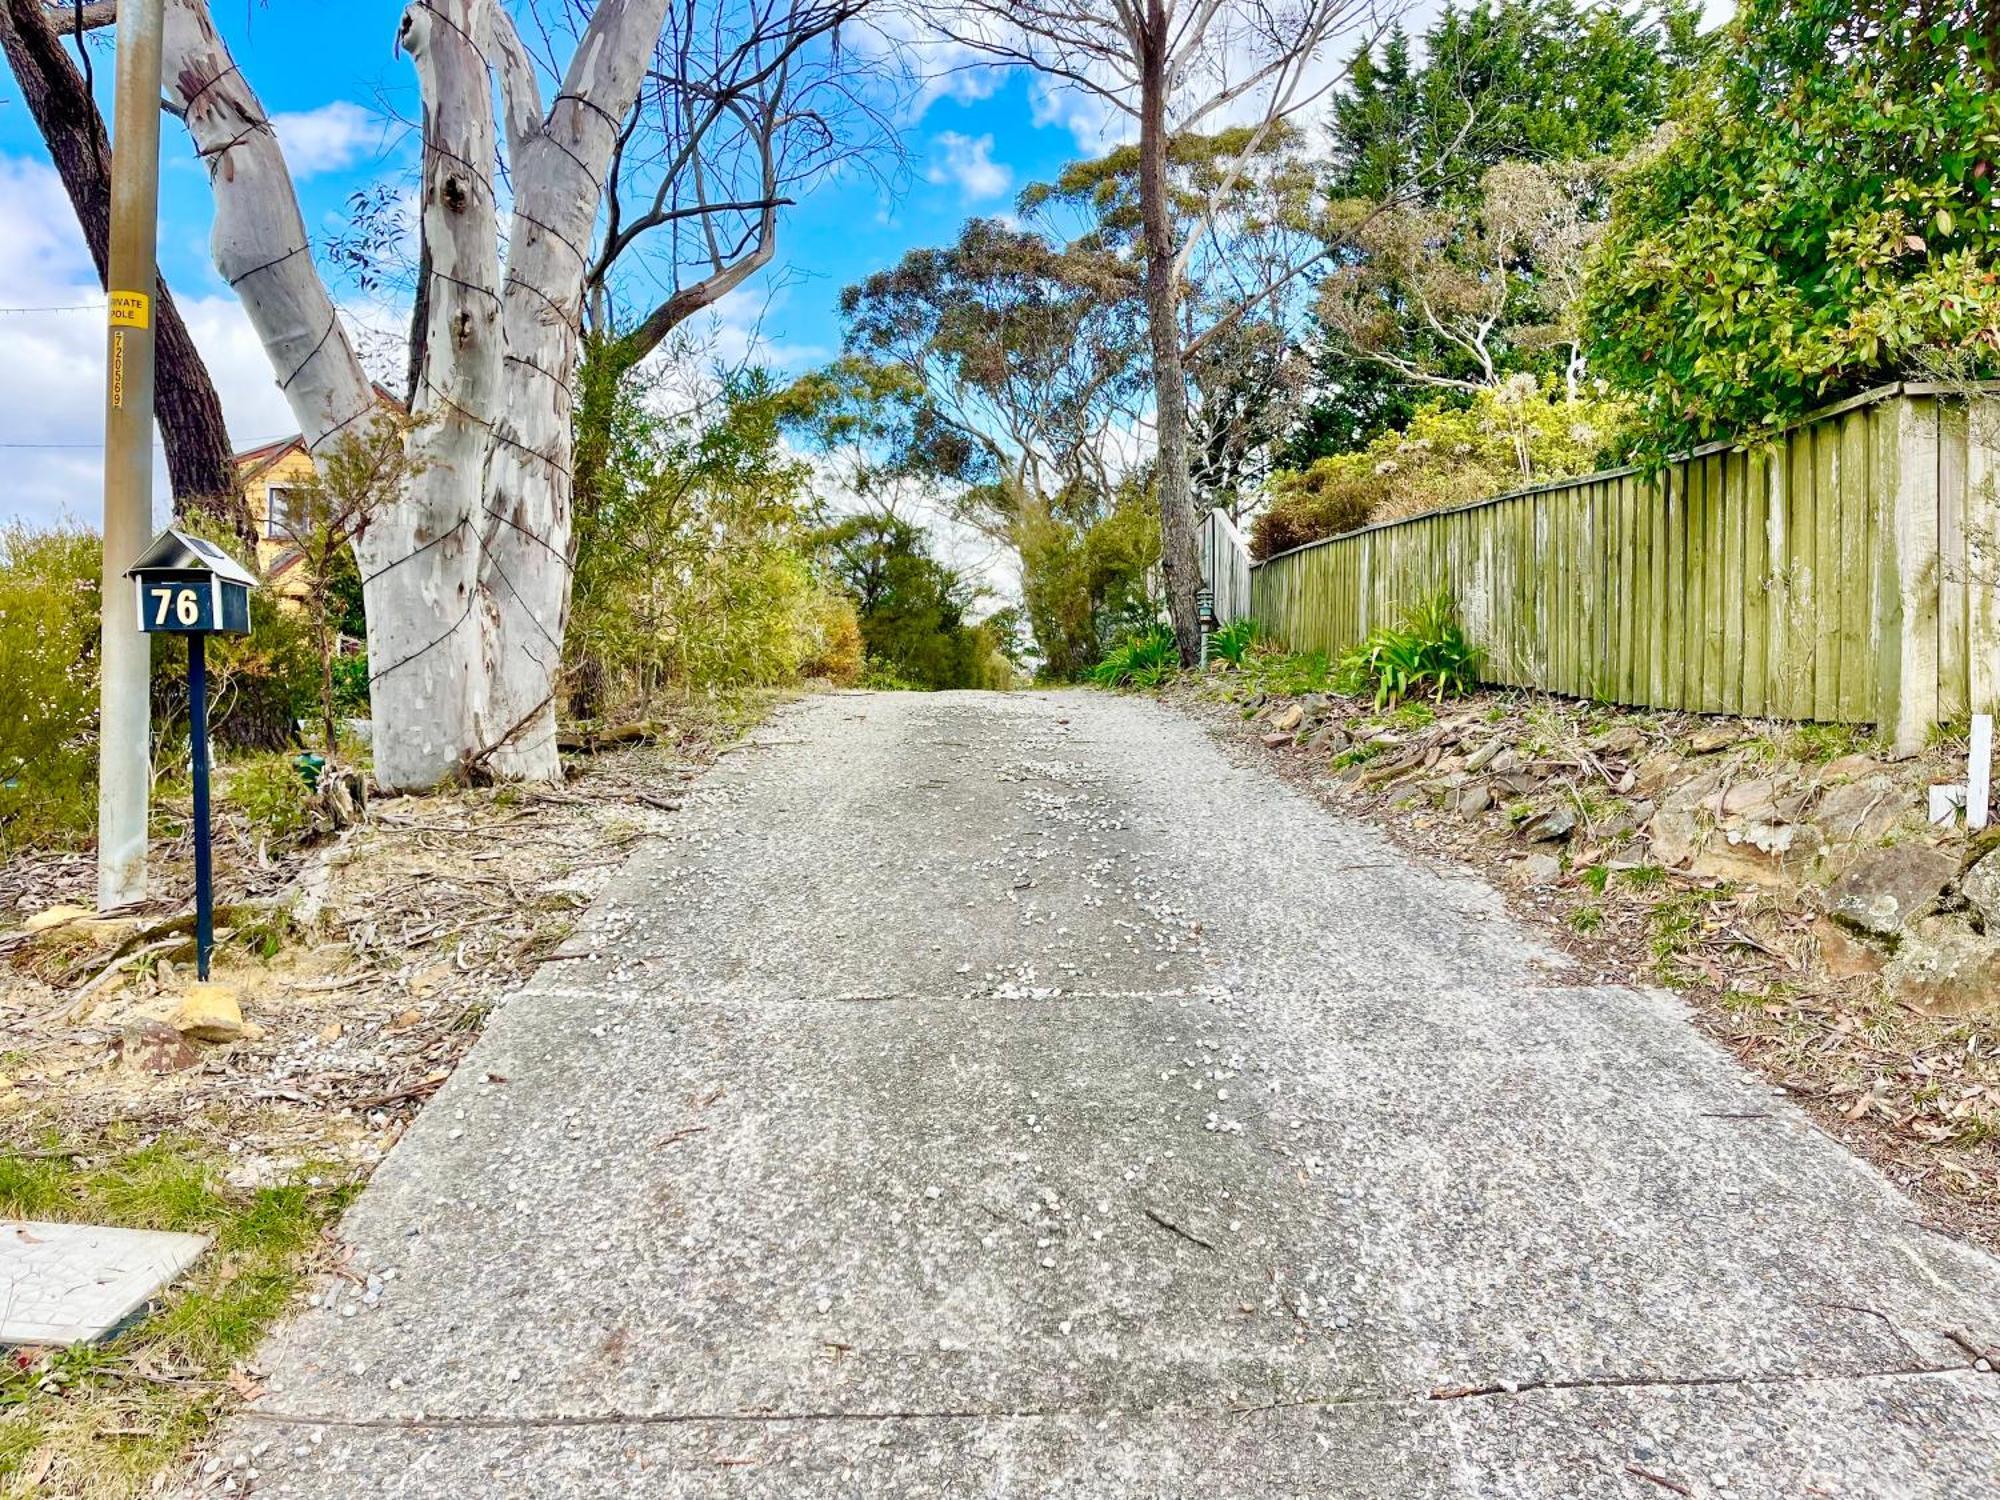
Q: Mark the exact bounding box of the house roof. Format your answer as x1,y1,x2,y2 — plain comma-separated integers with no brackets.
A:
232,384,410,482
233,434,307,487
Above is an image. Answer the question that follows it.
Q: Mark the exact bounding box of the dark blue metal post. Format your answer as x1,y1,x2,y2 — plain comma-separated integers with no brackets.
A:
188,633,214,981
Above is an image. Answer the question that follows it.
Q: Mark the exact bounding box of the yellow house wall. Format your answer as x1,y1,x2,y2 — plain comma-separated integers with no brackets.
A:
242,447,318,603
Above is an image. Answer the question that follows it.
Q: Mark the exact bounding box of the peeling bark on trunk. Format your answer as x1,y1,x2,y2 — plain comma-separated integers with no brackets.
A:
162,0,478,793
1139,0,1203,668
475,0,666,777
394,0,501,786
159,0,667,791
2,0,248,544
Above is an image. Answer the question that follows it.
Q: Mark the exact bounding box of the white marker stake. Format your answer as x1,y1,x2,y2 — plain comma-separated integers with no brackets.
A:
1970,713,1993,832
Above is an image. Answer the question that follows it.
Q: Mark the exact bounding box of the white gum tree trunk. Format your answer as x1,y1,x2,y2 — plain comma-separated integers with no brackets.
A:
476,0,661,777
159,0,667,790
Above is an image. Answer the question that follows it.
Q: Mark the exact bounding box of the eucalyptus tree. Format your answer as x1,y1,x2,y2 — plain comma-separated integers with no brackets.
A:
931,0,1392,665
554,0,902,525
125,0,880,792
1020,126,1325,523
794,218,1149,675
832,216,1144,536
1318,157,1610,403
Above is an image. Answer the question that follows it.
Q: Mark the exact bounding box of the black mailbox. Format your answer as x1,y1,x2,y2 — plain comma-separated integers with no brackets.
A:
128,528,256,636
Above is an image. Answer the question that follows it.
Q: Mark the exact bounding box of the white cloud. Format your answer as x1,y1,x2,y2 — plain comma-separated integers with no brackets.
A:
0,155,135,530
271,100,384,178
913,57,1006,116
843,12,1006,122
925,132,1013,202
0,155,338,533
1028,77,1132,154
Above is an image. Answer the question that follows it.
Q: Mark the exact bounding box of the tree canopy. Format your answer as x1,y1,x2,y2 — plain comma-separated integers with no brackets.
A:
1329,0,1705,205
1582,0,2000,453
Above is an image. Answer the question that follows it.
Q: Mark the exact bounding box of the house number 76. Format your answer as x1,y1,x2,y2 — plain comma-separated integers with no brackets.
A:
152,586,201,628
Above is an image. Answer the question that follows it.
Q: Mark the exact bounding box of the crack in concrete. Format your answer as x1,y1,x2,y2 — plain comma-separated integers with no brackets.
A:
1423,1360,1982,1402
1140,1204,1219,1252
237,1362,1989,1434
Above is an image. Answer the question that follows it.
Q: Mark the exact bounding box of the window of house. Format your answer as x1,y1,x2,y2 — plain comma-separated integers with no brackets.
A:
266,485,301,541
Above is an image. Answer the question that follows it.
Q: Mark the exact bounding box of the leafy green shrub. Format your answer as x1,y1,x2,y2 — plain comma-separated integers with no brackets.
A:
151,593,320,754
1089,625,1178,689
861,659,921,691
1251,460,1384,558
0,523,100,851
802,591,865,686
1335,593,1483,707
223,753,312,846
567,370,849,716
820,512,1014,690
1582,0,2000,455
1016,488,1162,681
331,652,371,715
1208,617,1262,667
1251,379,1631,558
1,523,324,856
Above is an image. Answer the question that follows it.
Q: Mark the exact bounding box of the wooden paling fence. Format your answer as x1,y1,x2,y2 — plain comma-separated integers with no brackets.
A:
1197,506,1253,627
1200,383,2000,748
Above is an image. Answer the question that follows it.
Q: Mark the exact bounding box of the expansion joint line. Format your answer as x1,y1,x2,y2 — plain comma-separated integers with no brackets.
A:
233,1361,1990,1435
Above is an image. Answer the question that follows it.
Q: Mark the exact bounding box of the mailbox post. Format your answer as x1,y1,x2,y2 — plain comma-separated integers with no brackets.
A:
128,530,256,980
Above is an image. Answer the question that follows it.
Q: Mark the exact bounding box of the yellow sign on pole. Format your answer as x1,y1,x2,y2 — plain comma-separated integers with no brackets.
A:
109,291,152,329
110,331,126,410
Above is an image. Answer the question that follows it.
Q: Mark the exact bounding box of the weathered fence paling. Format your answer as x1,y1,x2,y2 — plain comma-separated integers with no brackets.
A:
1198,508,1253,628
1230,384,2000,748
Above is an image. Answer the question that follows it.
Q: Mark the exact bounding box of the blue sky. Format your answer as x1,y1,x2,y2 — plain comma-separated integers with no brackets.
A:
0,4,1108,531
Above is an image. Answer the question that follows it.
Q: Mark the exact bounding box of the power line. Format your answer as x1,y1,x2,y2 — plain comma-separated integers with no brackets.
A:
0,431,299,451
0,303,104,314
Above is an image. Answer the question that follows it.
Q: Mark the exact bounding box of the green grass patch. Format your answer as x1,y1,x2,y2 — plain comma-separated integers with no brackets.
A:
1243,650,1338,698
1646,887,1733,980
1787,721,1873,764
1329,742,1385,770
0,1133,356,1498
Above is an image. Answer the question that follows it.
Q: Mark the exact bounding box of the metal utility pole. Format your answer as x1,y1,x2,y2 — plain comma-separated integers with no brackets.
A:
96,0,168,912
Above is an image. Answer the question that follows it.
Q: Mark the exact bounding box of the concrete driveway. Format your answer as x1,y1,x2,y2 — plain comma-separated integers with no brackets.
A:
196,691,2000,1498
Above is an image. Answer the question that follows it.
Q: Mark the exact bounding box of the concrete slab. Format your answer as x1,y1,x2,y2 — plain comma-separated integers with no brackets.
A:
184,692,2000,1495
213,1373,2000,1499
1,1220,209,1346
234,984,2000,1425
